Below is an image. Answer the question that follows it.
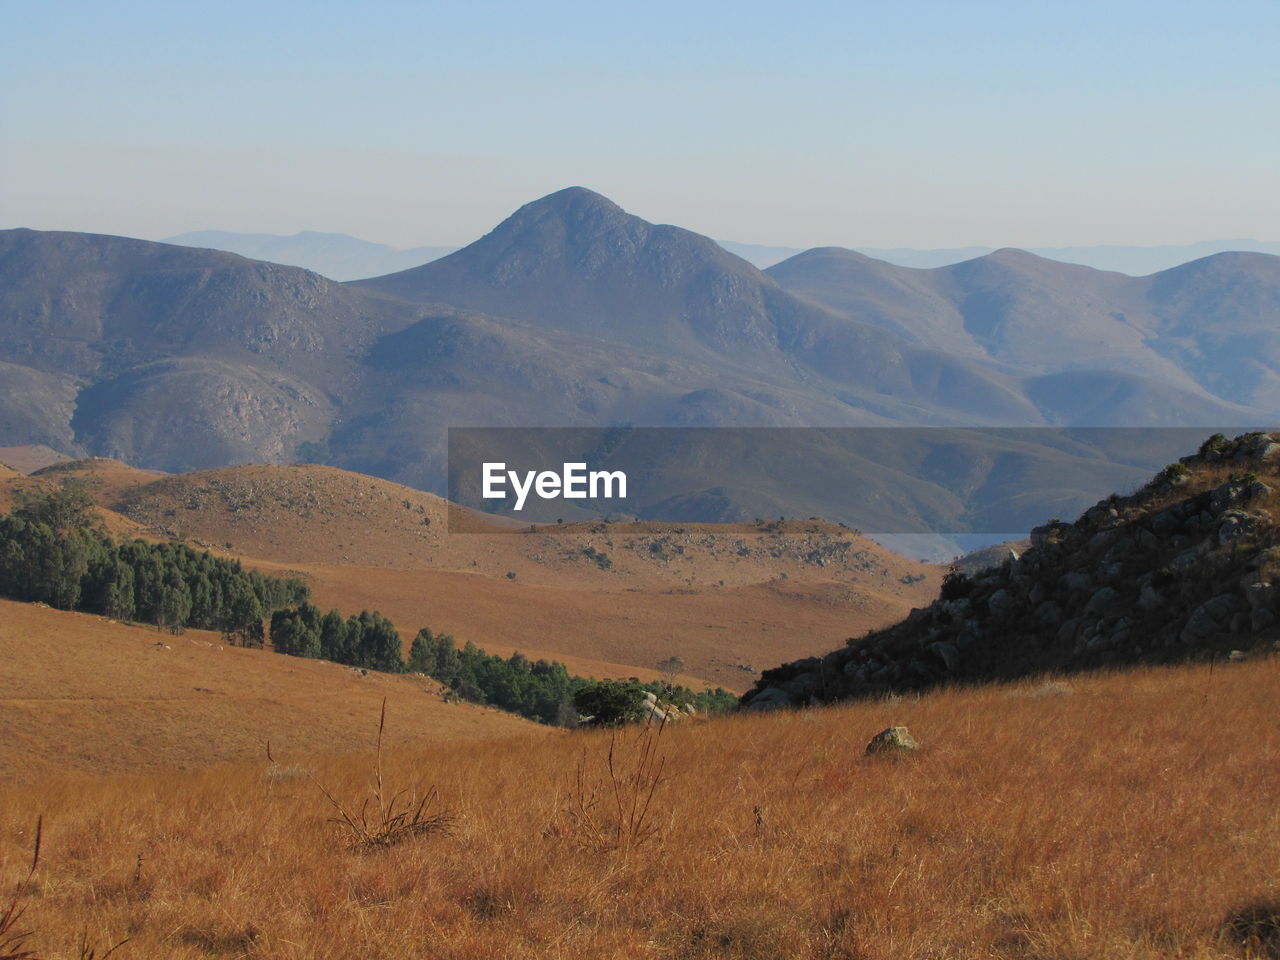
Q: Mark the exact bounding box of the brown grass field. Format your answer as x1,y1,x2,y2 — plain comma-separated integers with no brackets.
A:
0,599,548,784
1,655,1277,959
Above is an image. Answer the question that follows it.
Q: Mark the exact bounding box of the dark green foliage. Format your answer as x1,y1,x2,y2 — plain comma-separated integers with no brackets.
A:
0,491,309,638
270,602,324,658
14,484,96,532
1199,433,1228,456
348,610,403,672
573,680,646,726
268,612,737,727
940,568,973,600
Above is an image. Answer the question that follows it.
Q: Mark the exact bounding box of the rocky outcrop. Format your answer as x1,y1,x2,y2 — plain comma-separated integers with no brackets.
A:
865,726,919,755
743,431,1280,710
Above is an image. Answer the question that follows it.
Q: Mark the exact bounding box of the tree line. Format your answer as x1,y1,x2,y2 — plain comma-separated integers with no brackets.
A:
3,487,738,726
270,602,738,726
0,487,308,642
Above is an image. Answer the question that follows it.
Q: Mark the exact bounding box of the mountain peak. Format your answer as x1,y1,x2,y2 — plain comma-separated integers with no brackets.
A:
527,185,621,210
491,187,630,237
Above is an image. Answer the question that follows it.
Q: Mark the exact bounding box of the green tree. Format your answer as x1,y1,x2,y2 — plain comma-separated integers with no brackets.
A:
15,485,96,533
573,680,647,727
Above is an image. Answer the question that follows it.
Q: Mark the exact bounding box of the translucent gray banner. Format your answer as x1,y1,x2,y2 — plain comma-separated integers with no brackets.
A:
447,427,1267,534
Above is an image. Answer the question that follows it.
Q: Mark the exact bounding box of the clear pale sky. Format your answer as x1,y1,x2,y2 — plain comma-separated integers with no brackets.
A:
2,0,1277,248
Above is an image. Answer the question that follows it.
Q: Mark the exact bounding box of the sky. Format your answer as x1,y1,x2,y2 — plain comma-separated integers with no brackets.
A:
1,0,1277,249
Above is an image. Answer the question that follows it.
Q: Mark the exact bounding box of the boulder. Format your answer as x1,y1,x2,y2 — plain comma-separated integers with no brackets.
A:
782,671,822,698
1036,600,1065,625
987,589,1014,614
1218,510,1263,546
1060,571,1093,594
743,687,794,711
1150,507,1186,535
865,726,920,755
927,641,960,671
1244,582,1275,610
1085,586,1124,617
1138,584,1164,611
1181,594,1243,643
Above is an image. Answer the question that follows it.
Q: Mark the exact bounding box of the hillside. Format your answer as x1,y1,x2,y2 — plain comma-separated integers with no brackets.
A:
2,656,1275,958
0,599,545,784
744,430,1280,709
113,464,939,689
1,459,936,689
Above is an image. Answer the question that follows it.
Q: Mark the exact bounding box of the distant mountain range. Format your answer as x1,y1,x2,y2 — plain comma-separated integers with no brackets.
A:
724,239,1280,273
164,230,459,283
3,187,1278,534
165,227,1280,279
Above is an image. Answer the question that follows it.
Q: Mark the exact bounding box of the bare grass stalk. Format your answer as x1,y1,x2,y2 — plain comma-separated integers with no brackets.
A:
306,698,453,850
567,719,669,854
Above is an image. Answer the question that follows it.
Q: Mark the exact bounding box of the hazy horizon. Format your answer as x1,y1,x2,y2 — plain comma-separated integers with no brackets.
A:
3,1,1278,249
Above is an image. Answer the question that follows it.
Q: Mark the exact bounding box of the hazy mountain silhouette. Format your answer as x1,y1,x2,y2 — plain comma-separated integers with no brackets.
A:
768,245,1280,411
1,189,1276,529
725,238,1280,273
167,228,1280,278
165,230,459,281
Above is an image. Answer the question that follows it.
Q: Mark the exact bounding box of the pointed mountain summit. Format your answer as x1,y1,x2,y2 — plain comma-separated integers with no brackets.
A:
355,189,1054,422
355,187,789,354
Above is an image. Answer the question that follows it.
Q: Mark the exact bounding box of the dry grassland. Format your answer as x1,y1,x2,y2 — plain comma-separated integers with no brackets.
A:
2,657,1276,959
0,599,548,784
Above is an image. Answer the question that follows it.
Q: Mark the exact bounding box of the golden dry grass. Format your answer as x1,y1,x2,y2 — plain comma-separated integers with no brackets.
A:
0,599,549,784
2,656,1276,959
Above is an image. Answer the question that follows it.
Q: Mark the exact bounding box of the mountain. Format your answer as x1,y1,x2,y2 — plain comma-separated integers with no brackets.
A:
768,246,1280,411
354,188,1050,424
165,229,459,281
3,190,1279,534
742,430,1280,710
171,229,1280,278
0,227,434,469
725,238,1280,273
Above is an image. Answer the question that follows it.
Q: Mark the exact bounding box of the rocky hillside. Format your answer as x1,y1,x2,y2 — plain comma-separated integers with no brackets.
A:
743,430,1280,709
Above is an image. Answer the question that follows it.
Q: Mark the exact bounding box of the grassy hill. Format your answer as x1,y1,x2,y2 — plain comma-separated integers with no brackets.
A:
0,599,546,784
1,656,1275,958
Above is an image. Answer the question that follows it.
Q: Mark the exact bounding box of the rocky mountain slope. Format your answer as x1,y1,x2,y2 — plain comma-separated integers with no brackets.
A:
743,431,1280,709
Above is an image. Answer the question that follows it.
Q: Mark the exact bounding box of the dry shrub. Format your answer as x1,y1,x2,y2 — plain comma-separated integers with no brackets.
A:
1222,900,1280,959
305,698,453,850
0,817,40,960
0,819,126,960
565,719,669,854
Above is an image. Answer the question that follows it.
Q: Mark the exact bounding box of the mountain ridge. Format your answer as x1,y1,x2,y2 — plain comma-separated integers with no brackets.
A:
2,189,1278,526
